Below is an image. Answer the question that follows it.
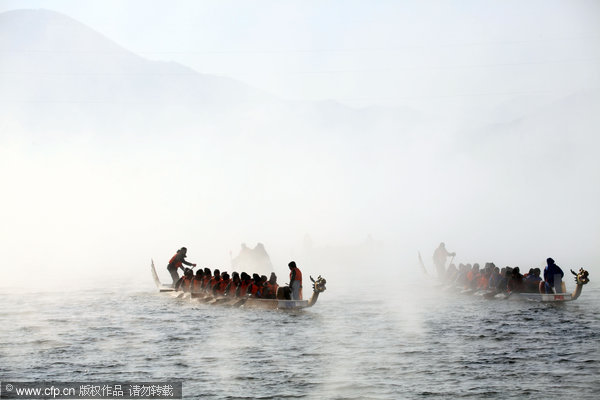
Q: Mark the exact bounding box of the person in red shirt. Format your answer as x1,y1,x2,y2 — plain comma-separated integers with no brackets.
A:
288,261,303,300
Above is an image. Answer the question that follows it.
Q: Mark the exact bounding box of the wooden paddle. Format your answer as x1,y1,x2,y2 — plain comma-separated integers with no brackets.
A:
232,297,248,308
483,289,500,299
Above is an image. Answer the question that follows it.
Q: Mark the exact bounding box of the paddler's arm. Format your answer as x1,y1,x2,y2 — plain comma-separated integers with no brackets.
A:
182,260,196,268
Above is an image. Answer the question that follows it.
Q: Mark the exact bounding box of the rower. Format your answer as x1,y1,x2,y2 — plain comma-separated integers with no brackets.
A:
175,268,194,292
166,247,197,286
208,269,221,291
237,272,252,297
468,263,481,290
247,274,263,297
288,261,303,300
445,263,458,281
263,273,279,299
225,272,240,297
214,272,231,296
455,264,468,286
477,266,490,290
201,268,212,290
507,267,524,293
488,265,501,289
191,269,204,294
500,267,512,292
524,267,542,293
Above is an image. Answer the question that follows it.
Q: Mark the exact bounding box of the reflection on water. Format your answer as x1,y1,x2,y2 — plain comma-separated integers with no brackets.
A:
0,282,599,399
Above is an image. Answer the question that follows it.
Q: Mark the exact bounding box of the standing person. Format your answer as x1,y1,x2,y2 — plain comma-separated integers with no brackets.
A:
433,243,456,279
544,258,564,294
166,247,196,286
288,261,303,300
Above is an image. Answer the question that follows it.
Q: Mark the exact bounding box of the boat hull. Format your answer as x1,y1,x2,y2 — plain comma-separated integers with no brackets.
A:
459,288,577,302
506,292,574,302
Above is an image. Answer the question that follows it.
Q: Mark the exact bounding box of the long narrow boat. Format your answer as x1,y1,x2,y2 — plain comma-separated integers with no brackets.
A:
418,254,590,303
479,268,589,302
150,260,327,310
499,268,590,302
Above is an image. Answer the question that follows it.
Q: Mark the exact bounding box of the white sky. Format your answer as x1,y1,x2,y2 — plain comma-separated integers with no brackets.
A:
1,1,599,288
1,0,599,112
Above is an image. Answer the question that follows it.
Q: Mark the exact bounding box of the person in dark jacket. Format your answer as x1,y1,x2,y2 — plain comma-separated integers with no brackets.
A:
543,258,564,294
524,267,542,293
507,267,524,293
166,247,196,286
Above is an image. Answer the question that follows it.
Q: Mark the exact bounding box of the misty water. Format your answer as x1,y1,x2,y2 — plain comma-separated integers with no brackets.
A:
1,277,599,399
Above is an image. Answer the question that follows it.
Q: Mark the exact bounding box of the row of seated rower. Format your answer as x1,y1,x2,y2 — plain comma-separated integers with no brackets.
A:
174,268,293,300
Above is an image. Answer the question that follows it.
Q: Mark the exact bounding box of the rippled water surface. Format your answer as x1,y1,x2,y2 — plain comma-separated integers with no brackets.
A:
1,279,599,399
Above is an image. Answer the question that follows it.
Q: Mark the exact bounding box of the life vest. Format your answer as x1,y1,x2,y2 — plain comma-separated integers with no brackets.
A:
191,278,203,293
468,272,480,289
238,281,251,296
290,267,302,283
215,279,230,296
248,283,261,297
168,253,183,270
466,270,474,282
227,282,238,297
264,282,278,298
202,276,211,289
478,275,488,289
208,277,220,291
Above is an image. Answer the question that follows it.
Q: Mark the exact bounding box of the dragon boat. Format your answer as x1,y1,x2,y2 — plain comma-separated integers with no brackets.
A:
150,260,327,310
467,268,590,302
455,269,590,302
494,268,590,302
418,254,590,302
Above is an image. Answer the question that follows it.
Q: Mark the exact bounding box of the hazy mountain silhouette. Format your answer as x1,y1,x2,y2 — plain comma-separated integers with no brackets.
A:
0,8,423,143
0,9,276,104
